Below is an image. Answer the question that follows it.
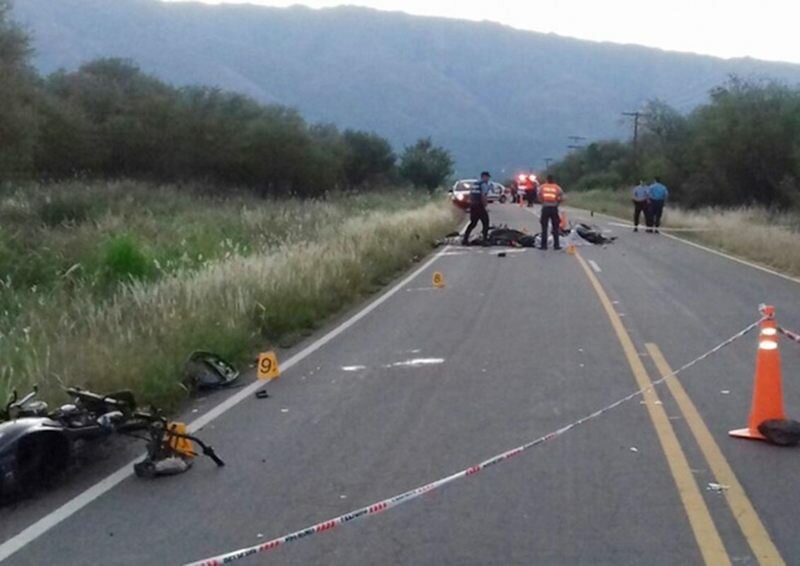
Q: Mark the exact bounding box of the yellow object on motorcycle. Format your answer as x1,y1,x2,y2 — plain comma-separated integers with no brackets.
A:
167,422,196,458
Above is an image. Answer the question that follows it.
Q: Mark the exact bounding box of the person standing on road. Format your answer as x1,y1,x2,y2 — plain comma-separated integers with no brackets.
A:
631,180,649,232
646,177,669,233
462,171,492,245
538,174,564,250
526,177,539,208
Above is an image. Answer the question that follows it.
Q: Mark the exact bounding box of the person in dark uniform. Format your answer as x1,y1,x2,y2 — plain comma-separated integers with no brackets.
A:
537,174,565,250
462,171,491,245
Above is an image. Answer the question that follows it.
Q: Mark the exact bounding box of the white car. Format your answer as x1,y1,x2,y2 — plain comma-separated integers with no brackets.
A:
449,180,508,209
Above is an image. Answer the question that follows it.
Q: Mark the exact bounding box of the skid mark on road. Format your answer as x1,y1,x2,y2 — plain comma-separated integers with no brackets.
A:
647,344,784,566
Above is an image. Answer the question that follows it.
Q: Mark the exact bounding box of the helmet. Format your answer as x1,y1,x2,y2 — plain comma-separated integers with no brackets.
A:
184,351,240,390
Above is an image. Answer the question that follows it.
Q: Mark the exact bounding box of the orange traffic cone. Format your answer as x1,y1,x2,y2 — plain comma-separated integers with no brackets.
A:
729,305,786,441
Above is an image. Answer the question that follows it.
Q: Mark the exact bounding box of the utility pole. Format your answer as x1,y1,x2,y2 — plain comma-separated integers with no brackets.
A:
544,157,554,168
622,111,647,177
621,112,643,153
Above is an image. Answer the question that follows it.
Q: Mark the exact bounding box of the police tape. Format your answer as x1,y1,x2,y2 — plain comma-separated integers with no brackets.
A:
778,326,800,344
184,318,763,566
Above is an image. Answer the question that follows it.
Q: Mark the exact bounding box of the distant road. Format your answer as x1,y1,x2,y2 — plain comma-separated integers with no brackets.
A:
1,204,799,565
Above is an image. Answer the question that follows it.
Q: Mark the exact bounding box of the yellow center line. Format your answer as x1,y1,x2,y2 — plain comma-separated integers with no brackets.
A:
575,252,731,566
646,343,785,566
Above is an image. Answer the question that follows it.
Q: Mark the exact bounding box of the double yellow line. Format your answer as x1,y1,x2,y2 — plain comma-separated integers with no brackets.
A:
575,253,784,566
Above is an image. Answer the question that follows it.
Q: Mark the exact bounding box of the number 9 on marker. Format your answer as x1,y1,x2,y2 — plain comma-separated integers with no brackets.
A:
257,351,281,381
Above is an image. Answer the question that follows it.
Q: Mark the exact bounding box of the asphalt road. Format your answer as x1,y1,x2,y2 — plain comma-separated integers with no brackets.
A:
1,203,799,566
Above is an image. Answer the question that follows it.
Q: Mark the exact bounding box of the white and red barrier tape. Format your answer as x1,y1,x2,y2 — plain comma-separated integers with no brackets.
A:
185,319,762,566
779,326,800,344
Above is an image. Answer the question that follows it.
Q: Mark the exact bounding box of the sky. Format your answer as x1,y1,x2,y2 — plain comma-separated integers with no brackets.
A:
163,0,800,64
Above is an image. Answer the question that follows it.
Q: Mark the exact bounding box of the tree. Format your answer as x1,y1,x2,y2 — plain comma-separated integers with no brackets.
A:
341,130,395,187
0,0,39,179
398,138,453,190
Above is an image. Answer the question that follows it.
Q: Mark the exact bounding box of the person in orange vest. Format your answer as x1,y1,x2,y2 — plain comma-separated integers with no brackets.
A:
538,175,565,250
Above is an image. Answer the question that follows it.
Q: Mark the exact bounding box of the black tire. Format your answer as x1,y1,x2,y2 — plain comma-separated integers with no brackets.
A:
16,432,69,494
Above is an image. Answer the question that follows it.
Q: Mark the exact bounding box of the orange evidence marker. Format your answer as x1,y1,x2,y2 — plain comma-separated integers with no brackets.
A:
257,351,281,381
432,271,445,289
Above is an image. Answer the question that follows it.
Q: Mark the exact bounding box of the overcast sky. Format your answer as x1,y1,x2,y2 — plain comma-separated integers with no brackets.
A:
163,0,800,64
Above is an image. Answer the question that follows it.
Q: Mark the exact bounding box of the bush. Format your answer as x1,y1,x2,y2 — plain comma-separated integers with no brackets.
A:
102,234,151,282
574,171,622,191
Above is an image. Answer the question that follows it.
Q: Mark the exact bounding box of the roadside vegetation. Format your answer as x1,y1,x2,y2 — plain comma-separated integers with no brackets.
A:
548,78,800,209
0,1,453,193
569,189,800,277
550,75,800,277
0,181,459,406
0,4,462,407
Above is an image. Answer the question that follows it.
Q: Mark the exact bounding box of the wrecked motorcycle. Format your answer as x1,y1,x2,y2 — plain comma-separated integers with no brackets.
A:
0,386,223,499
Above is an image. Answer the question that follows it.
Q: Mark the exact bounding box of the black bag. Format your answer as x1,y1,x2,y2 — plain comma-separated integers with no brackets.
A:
576,223,616,245
758,419,800,446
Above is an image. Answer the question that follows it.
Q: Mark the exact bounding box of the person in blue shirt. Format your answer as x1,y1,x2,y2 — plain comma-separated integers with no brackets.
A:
462,171,491,245
631,180,649,232
647,177,669,233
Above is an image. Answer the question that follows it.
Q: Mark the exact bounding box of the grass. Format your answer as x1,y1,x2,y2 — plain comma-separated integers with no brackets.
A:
0,181,459,407
567,189,632,220
568,188,800,278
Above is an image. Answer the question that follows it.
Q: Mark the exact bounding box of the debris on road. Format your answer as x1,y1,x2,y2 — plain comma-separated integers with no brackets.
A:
706,482,730,494
184,351,240,391
388,358,445,368
758,419,800,446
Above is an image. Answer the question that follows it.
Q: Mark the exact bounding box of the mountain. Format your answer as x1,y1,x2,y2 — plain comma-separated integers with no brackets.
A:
12,0,800,175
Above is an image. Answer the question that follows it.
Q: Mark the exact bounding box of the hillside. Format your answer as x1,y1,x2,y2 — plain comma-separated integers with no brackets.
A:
12,0,800,174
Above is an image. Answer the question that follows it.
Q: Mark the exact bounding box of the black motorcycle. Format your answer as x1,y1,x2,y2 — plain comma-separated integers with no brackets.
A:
0,386,223,499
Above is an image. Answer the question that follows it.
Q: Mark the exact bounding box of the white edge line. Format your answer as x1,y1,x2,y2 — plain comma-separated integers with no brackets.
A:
567,207,800,286
588,260,602,273
659,232,800,286
0,242,457,564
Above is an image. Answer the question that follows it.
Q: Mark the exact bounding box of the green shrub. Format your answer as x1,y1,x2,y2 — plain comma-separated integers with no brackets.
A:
102,234,151,282
574,171,622,191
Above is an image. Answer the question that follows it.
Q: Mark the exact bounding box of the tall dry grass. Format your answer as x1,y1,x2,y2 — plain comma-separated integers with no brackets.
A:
0,184,458,406
568,189,800,277
663,207,800,276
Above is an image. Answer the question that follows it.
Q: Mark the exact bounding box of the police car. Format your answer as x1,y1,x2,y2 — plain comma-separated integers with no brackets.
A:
449,179,508,210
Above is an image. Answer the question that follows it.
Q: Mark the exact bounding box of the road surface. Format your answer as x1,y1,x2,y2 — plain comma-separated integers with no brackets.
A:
1,203,799,565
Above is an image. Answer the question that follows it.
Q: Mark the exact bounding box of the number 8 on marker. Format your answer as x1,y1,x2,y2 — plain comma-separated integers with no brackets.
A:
433,272,445,288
